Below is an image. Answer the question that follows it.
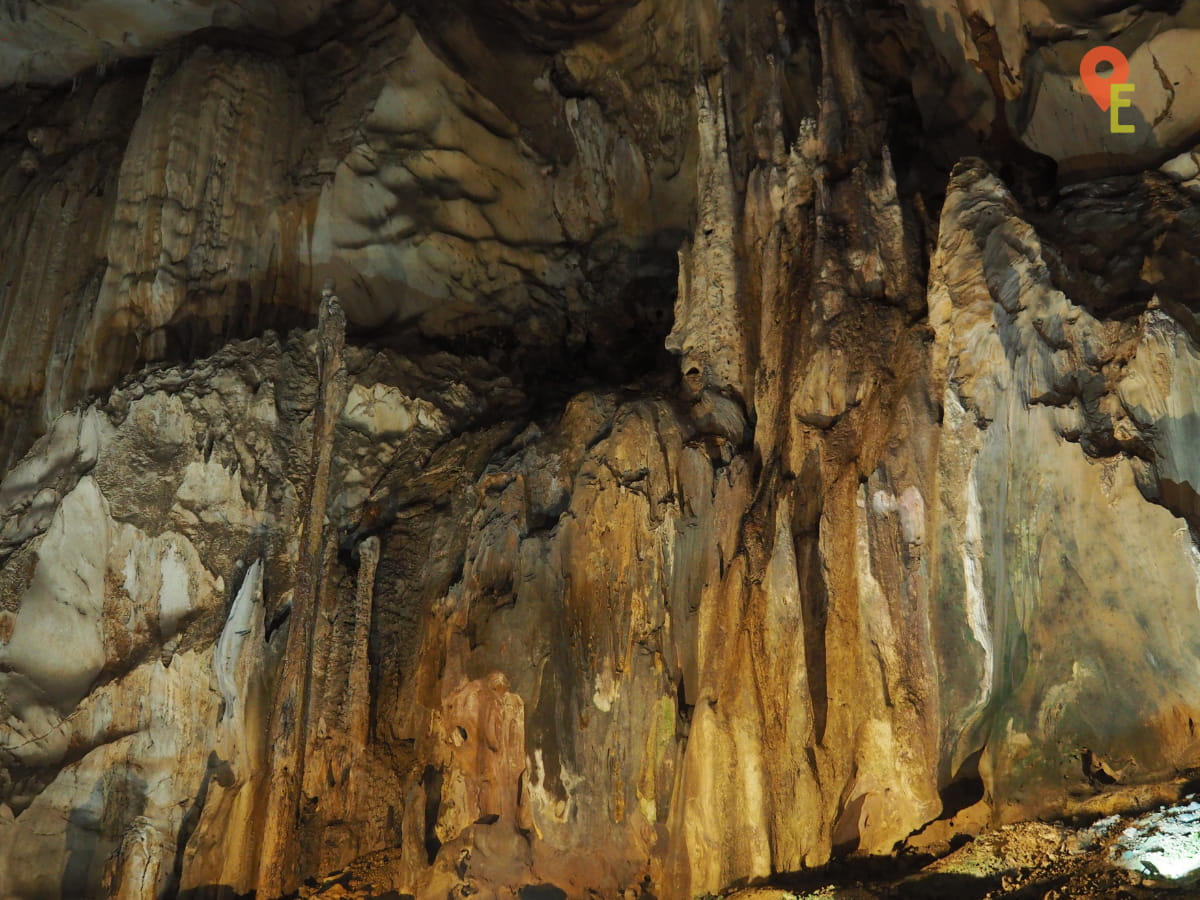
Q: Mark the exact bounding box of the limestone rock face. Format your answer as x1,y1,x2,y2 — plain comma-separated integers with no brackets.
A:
0,0,339,86
896,0,1200,176
928,161,1200,824
0,1,690,471
3,0,1200,899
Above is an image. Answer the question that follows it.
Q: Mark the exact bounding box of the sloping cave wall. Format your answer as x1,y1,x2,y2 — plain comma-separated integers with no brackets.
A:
2,0,1200,898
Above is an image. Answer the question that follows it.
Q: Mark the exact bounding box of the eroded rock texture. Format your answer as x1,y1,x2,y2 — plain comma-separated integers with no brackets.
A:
3,0,1200,898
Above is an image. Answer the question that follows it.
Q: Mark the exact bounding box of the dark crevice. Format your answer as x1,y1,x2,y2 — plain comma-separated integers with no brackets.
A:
266,600,292,643
1083,747,1120,787
519,886,568,900
938,748,986,820
792,450,829,745
421,764,443,865
160,299,317,377
165,752,234,899
356,240,685,422
675,676,695,728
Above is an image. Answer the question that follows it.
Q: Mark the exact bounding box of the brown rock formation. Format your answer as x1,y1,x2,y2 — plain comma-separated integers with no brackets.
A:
2,0,1200,898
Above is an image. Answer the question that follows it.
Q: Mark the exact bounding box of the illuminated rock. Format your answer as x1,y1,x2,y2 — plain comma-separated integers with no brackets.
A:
2,1,1200,898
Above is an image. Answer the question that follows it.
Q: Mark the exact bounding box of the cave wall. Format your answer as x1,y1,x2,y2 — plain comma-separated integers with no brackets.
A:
2,0,1200,898
0,0,695,472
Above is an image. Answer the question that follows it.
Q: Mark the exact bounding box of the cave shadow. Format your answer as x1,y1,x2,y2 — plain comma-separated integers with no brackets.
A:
62,771,148,898
175,886,256,900
757,852,933,893
518,886,568,900
165,750,236,898
174,885,415,900
754,852,1002,898
885,871,1001,899
354,235,686,422
61,780,105,899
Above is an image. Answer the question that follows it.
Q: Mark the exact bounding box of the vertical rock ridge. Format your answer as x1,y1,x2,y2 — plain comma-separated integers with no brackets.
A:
345,535,379,750
259,284,348,896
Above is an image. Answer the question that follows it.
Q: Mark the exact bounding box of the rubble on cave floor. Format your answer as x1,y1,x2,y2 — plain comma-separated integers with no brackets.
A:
726,796,1200,900
288,798,1200,900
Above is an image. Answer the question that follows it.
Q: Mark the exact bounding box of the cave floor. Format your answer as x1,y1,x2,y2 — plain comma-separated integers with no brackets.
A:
740,797,1200,900
289,798,1200,900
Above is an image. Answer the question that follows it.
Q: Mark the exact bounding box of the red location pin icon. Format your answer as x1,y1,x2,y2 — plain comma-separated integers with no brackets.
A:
1081,46,1130,111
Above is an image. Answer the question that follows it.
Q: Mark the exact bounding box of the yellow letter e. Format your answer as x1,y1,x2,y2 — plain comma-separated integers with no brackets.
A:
1110,83,1135,133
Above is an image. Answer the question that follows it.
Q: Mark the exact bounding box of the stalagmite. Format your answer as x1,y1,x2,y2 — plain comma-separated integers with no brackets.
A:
258,281,349,897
